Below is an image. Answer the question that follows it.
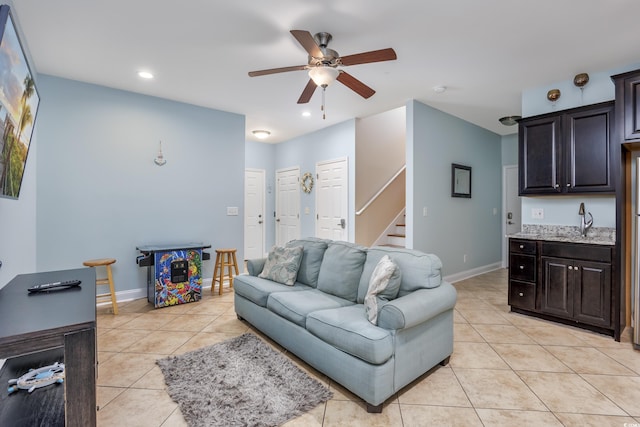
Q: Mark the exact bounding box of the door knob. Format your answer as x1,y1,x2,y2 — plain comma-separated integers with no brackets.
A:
507,221,514,225
337,218,346,229
258,221,263,224
276,218,280,222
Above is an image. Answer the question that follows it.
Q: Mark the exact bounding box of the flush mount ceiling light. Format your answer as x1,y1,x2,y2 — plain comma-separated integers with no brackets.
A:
432,85,447,94
137,71,154,79
252,130,271,139
498,116,521,126
302,111,311,117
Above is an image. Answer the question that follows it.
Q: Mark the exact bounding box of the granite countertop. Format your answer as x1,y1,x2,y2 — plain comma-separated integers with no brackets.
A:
507,225,615,246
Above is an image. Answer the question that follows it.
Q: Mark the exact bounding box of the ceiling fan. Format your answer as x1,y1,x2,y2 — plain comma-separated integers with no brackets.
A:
248,30,397,105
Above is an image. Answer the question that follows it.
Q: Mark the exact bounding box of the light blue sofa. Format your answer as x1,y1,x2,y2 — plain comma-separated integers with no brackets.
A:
233,238,457,413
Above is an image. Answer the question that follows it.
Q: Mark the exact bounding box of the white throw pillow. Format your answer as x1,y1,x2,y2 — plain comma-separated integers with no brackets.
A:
364,255,401,325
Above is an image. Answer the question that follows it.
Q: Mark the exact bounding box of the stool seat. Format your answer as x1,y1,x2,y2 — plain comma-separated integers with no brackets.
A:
212,249,239,295
83,258,116,267
83,258,118,314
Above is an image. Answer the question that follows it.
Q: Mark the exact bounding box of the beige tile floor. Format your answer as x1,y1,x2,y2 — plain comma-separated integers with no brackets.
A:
96,269,640,426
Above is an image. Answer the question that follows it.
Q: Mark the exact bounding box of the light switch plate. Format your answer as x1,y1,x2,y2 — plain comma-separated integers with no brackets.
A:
227,207,239,216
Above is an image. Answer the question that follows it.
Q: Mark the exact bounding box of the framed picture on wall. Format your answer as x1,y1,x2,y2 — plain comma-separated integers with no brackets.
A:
0,5,40,199
451,163,471,198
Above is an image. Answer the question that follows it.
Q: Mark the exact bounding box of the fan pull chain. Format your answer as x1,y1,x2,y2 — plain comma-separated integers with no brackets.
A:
321,86,326,120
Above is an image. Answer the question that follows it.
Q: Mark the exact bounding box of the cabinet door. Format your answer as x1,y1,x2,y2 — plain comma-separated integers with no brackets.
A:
540,256,573,318
573,260,611,327
564,104,614,193
622,73,640,142
519,115,562,195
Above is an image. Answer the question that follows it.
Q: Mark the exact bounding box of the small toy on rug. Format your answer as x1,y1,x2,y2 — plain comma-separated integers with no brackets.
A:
7,362,65,394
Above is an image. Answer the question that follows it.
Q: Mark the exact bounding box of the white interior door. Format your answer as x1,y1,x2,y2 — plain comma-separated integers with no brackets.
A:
275,167,300,246
503,165,521,267
316,158,348,241
244,169,265,260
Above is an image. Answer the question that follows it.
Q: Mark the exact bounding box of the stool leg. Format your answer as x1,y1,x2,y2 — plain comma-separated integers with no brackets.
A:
230,252,239,289
212,252,221,295
106,265,118,315
225,253,234,289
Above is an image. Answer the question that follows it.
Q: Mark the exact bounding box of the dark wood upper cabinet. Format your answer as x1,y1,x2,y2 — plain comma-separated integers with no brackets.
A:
612,69,640,143
519,101,614,195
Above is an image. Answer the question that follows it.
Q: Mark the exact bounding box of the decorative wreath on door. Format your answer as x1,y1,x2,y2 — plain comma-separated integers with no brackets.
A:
301,172,314,193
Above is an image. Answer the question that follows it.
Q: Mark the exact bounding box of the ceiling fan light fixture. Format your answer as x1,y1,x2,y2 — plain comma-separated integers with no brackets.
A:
309,66,340,87
252,130,271,139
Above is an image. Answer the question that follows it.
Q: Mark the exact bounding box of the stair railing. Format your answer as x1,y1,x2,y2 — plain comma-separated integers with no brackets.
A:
356,165,406,216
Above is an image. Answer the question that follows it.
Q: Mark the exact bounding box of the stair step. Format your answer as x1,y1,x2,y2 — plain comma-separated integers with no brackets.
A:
379,243,404,248
396,223,406,227
387,233,406,238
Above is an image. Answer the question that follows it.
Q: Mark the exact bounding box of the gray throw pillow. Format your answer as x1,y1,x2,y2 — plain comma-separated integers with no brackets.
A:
364,255,401,325
258,245,304,286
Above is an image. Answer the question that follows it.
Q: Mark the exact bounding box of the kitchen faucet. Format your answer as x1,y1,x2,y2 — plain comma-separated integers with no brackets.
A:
578,202,593,236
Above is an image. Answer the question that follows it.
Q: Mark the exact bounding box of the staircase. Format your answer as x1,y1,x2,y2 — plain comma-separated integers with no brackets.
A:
378,211,406,248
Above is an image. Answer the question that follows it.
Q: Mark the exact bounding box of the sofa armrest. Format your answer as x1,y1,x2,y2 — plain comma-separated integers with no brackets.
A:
246,258,266,276
377,281,457,330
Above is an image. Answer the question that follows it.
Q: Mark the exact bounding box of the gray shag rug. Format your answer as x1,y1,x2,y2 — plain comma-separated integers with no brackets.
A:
157,333,333,427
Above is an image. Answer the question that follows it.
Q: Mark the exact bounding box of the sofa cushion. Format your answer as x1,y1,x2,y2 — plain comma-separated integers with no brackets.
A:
259,245,304,286
306,305,394,365
316,241,367,302
364,255,402,325
234,274,312,307
267,289,354,328
285,238,330,288
358,247,443,302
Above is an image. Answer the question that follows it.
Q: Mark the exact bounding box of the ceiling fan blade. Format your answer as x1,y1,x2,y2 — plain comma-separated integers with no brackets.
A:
297,79,317,104
248,65,307,77
339,48,397,66
290,30,323,58
337,71,375,99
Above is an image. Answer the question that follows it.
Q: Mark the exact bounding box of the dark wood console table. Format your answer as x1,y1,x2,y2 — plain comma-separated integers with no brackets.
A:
0,268,97,426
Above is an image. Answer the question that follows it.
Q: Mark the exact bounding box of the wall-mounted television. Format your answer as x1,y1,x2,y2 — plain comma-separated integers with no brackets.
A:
0,4,39,199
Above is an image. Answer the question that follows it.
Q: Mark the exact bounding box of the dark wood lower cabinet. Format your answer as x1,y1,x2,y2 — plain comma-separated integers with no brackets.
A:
541,256,611,327
508,238,617,340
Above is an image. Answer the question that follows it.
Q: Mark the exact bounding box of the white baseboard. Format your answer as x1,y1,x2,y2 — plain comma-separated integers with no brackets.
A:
444,262,503,284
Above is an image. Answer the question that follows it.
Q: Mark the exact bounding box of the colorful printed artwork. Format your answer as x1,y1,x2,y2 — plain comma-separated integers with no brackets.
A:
153,249,203,308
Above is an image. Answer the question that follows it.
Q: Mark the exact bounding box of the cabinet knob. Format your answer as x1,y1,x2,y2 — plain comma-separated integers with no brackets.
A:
519,292,524,297
519,245,524,249
555,184,560,188
568,266,573,270
566,183,571,187
519,265,524,270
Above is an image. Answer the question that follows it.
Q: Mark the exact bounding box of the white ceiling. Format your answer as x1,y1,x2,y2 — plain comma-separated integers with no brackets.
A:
11,0,640,143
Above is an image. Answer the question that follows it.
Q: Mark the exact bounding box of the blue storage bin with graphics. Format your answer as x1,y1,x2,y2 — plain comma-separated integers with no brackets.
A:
136,243,211,308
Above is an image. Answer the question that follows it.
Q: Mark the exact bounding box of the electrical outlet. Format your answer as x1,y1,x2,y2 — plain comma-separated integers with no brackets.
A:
423,207,428,217
531,208,544,219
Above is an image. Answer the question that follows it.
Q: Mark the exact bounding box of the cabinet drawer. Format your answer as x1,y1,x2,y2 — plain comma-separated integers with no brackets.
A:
509,280,536,310
510,239,537,255
509,254,536,282
541,242,612,263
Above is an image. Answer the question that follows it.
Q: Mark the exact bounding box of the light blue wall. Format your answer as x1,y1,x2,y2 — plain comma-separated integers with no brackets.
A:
35,75,245,294
501,133,518,166
0,0,37,288
407,100,503,276
245,140,276,251
274,120,356,241
518,64,640,227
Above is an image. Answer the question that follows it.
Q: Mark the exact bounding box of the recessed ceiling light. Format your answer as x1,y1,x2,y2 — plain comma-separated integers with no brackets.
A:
432,85,447,94
137,71,154,79
252,130,271,139
302,111,311,117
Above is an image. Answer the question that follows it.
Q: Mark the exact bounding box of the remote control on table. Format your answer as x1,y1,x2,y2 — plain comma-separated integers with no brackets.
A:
28,280,82,293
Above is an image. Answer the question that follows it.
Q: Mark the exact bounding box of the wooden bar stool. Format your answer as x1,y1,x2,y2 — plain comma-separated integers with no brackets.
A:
212,249,239,295
83,258,118,314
